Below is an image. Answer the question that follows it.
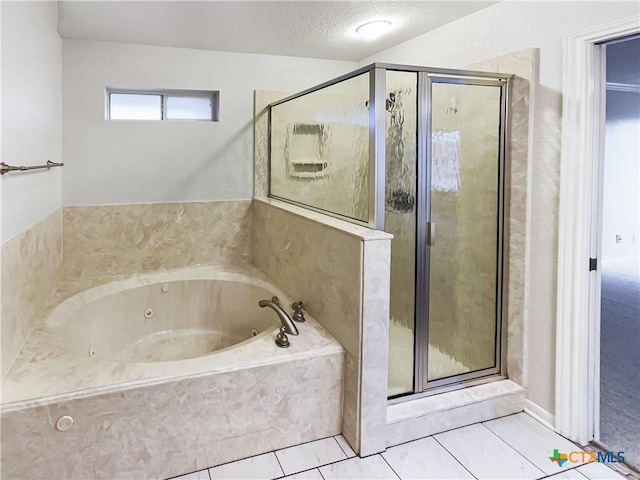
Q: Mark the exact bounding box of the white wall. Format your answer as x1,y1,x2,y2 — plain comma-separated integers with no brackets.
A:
1,1,62,244
602,90,640,261
62,40,355,206
361,1,640,416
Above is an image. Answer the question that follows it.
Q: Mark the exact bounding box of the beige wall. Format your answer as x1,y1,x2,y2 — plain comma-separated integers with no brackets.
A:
1,1,62,244
62,39,355,207
360,1,640,417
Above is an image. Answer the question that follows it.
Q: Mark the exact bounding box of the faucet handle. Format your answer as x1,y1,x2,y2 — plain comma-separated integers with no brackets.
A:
292,301,305,323
275,326,290,348
271,296,280,306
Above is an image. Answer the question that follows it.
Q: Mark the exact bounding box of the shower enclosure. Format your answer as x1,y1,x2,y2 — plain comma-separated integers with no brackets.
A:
268,63,510,399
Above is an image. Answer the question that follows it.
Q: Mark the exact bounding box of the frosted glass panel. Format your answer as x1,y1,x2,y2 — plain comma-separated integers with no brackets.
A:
427,82,501,381
166,96,212,120
270,73,370,222
110,94,161,120
386,71,418,397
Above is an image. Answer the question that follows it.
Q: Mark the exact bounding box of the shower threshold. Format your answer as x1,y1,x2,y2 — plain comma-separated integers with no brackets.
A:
385,379,524,448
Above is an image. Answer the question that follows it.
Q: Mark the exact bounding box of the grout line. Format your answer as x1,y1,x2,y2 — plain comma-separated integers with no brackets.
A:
272,451,286,478
544,467,589,479
483,413,603,471
272,437,351,479
165,468,211,480
520,414,589,454
305,455,355,476
275,434,340,454
201,434,339,474
387,410,523,451
274,467,323,480
207,466,212,480
432,435,479,480
332,436,349,459
379,453,402,479
475,423,547,478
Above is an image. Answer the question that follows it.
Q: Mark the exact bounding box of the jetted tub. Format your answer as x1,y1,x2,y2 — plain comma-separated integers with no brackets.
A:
1,266,344,480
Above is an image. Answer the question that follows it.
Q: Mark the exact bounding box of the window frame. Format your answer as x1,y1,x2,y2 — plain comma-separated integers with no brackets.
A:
106,87,219,122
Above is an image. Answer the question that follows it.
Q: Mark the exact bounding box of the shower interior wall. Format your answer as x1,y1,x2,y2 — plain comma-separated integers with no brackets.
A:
269,74,371,222
427,81,502,378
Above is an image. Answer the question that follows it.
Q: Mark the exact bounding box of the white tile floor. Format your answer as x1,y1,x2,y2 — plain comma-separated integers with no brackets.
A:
169,413,627,480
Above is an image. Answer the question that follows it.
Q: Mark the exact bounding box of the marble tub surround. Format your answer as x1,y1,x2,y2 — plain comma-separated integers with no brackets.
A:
1,265,342,404
1,265,344,479
62,200,253,279
1,208,63,379
254,90,292,197
2,348,343,480
386,379,525,447
252,197,392,456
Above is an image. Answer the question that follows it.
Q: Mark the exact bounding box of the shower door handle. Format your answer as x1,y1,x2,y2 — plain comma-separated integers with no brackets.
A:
426,222,435,246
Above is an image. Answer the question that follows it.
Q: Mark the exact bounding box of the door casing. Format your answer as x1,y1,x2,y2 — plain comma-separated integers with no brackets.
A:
555,14,640,446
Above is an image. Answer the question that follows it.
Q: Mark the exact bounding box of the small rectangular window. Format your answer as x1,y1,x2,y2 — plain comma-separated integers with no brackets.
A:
106,88,219,121
110,93,162,120
166,95,212,120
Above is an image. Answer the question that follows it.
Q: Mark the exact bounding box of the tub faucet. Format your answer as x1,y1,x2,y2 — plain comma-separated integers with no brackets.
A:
258,296,299,336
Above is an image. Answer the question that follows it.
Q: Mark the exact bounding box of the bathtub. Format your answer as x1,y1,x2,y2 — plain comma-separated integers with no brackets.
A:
1,266,344,479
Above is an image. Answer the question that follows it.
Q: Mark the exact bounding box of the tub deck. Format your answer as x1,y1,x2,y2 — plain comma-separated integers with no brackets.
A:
1,265,345,479
1,264,343,406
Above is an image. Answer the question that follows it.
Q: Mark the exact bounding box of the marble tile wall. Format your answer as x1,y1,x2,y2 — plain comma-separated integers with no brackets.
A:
466,48,537,387
359,239,391,456
252,198,363,356
1,349,344,479
63,200,253,279
1,209,63,379
342,352,361,451
252,197,392,456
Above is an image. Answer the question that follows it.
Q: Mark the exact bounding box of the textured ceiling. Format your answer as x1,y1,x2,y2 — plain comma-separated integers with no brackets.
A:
57,1,497,62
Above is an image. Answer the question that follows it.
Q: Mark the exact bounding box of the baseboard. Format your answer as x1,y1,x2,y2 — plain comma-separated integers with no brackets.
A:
524,399,555,430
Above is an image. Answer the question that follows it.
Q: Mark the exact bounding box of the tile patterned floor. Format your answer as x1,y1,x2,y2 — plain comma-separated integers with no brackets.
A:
169,413,628,480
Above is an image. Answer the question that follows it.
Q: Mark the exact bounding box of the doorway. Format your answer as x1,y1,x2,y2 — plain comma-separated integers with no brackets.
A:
597,35,640,468
556,13,640,470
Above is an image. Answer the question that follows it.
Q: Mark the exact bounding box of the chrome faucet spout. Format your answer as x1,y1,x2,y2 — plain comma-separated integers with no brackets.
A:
258,297,299,336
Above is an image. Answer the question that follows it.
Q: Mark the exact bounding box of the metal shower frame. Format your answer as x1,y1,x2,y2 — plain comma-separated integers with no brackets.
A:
267,62,513,400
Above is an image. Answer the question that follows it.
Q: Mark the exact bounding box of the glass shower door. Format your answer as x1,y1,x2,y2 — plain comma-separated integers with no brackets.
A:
385,70,418,397
419,75,506,389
